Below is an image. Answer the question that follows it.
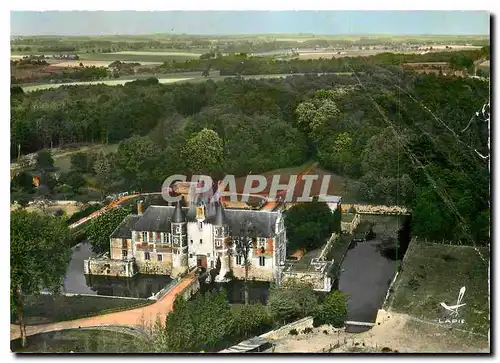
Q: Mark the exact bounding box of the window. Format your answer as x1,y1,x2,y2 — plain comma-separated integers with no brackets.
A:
190,239,193,244
157,254,163,262
198,222,203,230
160,233,165,243
210,260,214,269
145,252,150,261
189,254,193,258
236,255,242,265
142,232,148,242
215,240,221,248
122,250,128,259
259,256,265,267
207,253,211,258
122,239,127,248
199,239,203,244
258,238,266,248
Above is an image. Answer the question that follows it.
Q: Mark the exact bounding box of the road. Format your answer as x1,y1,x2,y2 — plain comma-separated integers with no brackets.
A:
10,273,197,341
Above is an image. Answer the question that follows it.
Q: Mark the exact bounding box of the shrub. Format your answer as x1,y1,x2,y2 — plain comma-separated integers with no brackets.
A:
303,327,313,334
313,290,348,328
289,329,298,335
323,329,329,334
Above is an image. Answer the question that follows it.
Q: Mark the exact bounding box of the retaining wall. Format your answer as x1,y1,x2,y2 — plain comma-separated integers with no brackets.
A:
260,317,314,340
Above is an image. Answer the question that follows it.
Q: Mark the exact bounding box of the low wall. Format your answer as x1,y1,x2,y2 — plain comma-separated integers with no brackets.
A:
260,317,314,340
318,233,339,261
136,260,172,276
341,213,361,234
341,204,410,215
83,257,137,277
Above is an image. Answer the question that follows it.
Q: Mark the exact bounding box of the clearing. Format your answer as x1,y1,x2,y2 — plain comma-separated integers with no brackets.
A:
269,309,489,353
385,240,490,337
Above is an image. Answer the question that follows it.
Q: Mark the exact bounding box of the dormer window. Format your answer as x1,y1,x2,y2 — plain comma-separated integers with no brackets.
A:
142,232,148,242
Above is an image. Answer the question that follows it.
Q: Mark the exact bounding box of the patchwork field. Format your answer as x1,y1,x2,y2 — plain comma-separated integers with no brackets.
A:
107,51,202,57
47,60,163,68
386,240,490,337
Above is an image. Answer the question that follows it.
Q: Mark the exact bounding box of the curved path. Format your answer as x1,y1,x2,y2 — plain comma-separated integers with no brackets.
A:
10,273,197,341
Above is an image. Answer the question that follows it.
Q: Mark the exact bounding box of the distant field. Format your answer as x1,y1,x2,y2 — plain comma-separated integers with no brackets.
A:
47,60,162,68
107,50,202,57
21,77,195,92
387,241,490,336
78,52,198,63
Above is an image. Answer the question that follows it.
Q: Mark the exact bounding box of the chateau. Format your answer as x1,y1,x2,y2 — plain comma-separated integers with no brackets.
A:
84,199,287,283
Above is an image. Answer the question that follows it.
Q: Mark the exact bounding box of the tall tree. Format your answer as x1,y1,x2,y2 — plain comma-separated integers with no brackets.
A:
181,128,224,176
86,207,132,255
235,220,256,305
11,210,71,348
35,149,54,171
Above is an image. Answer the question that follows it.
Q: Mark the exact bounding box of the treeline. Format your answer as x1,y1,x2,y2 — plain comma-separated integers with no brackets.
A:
11,66,490,245
156,47,490,75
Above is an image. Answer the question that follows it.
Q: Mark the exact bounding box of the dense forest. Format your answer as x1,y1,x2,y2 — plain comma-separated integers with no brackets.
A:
11,61,490,246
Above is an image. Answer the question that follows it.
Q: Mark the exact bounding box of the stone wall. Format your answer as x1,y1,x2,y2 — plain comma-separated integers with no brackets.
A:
282,272,328,291
84,257,137,277
318,233,339,261
260,317,314,340
136,260,172,276
178,276,201,300
231,265,274,282
341,213,361,234
341,204,410,215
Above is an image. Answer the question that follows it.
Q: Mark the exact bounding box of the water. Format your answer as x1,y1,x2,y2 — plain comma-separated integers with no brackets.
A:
338,216,407,331
339,239,397,329
63,241,172,299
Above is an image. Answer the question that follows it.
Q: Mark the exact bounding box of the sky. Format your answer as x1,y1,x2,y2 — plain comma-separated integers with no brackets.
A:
10,11,490,36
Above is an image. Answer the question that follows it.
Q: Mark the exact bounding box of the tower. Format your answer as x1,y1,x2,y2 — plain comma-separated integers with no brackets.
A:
212,202,230,282
171,199,188,276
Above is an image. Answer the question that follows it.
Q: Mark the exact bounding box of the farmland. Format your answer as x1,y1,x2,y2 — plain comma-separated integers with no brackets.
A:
21,77,195,92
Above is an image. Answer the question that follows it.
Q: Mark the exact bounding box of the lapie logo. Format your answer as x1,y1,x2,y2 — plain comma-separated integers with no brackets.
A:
437,286,466,324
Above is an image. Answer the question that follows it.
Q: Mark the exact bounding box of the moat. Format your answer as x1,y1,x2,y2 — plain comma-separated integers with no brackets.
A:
63,240,270,301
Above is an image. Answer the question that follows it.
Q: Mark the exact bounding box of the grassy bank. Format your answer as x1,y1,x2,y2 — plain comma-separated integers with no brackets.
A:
11,328,147,353
12,294,154,325
387,240,490,336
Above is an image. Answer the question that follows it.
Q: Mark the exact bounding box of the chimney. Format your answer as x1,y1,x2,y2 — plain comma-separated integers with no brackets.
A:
137,200,143,215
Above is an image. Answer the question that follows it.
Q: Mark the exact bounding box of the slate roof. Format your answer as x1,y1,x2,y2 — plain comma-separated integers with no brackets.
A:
212,202,227,226
171,200,186,223
110,215,142,239
209,208,279,237
133,205,280,237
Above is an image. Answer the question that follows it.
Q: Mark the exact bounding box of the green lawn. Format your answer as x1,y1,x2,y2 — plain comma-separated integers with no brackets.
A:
11,328,148,353
387,240,490,336
53,143,119,173
13,294,154,325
